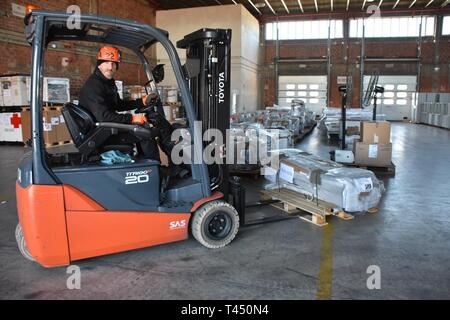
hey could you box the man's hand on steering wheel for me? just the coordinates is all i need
[141,92,159,107]
[131,114,148,125]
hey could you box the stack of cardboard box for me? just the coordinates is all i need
[353,121,392,167]
[21,107,72,145]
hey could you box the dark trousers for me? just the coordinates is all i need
[104,133,160,162]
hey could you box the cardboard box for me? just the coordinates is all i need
[56,111,72,142]
[360,121,391,144]
[353,142,392,167]
[159,145,168,167]
[21,108,31,143]
[21,108,65,144]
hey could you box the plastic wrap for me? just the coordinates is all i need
[264,149,384,212]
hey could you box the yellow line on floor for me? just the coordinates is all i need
[316,223,333,300]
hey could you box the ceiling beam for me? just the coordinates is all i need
[265,0,276,15]
[280,0,290,13]
[247,0,262,14]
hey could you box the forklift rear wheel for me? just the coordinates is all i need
[15,224,35,261]
[192,200,239,249]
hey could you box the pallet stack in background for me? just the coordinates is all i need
[0,74,72,145]
[353,121,392,167]
[416,93,450,129]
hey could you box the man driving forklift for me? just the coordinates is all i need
[79,46,162,161]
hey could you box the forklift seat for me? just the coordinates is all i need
[62,102,133,158]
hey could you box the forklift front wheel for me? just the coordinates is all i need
[191,200,239,249]
[15,224,35,262]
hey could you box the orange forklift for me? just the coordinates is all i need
[15,10,242,267]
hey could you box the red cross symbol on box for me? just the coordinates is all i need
[10,113,21,129]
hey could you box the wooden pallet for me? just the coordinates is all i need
[229,166,261,180]
[165,101,181,107]
[346,161,396,176]
[45,140,72,148]
[293,123,317,144]
[260,188,356,227]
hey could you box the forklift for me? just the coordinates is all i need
[15,10,243,267]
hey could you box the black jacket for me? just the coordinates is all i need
[79,68,144,124]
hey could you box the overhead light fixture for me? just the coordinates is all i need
[378,0,384,8]
[331,0,334,11]
[280,0,290,13]
[247,0,262,14]
[393,0,400,9]
[409,0,417,8]
[26,4,39,14]
[255,2,266,8]
[314,0,319,12]
[297,0,304,13]
[346,0,350,11]
[441,0,450,7]
[362,0,367,10]
[425,0,434,7]
[265,0,276,15]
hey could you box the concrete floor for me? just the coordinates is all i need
[0,122,449,299]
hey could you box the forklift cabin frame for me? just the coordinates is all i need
[16,11,238,268]
[26,10,211,196]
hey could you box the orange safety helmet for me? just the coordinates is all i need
[97,46,121,63]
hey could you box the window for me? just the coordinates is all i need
[385,84,395,90]
[444,16,450,36]
[297,91,307,96]
[309,98,319,104]
[349,16,435,38]
[383,99,395,105]
[286,84,296,90]
[309,91,319,97]
[298,84,307,89]
[266,19,343,40]
[309,84,319,90]
[396,99,407,105]
[384,92,395,98]
[286,91,295,97]
[397,92,408,98]
[397,84,408,90]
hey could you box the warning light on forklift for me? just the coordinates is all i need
[26,4,39,14]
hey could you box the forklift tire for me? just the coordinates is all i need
[15,223,35,262]
[191,200,239,249]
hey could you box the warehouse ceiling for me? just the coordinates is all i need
[154,0,449,17]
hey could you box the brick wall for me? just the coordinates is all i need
[263,32,450,108]
[1,0,156,100]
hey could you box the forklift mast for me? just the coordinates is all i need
[177,29,232,197]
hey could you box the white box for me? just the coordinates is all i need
[0,112,23,142]
[115,80,123,99]
[0,76,30,106]
[43,77,70,103]
[441,115,450,129]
